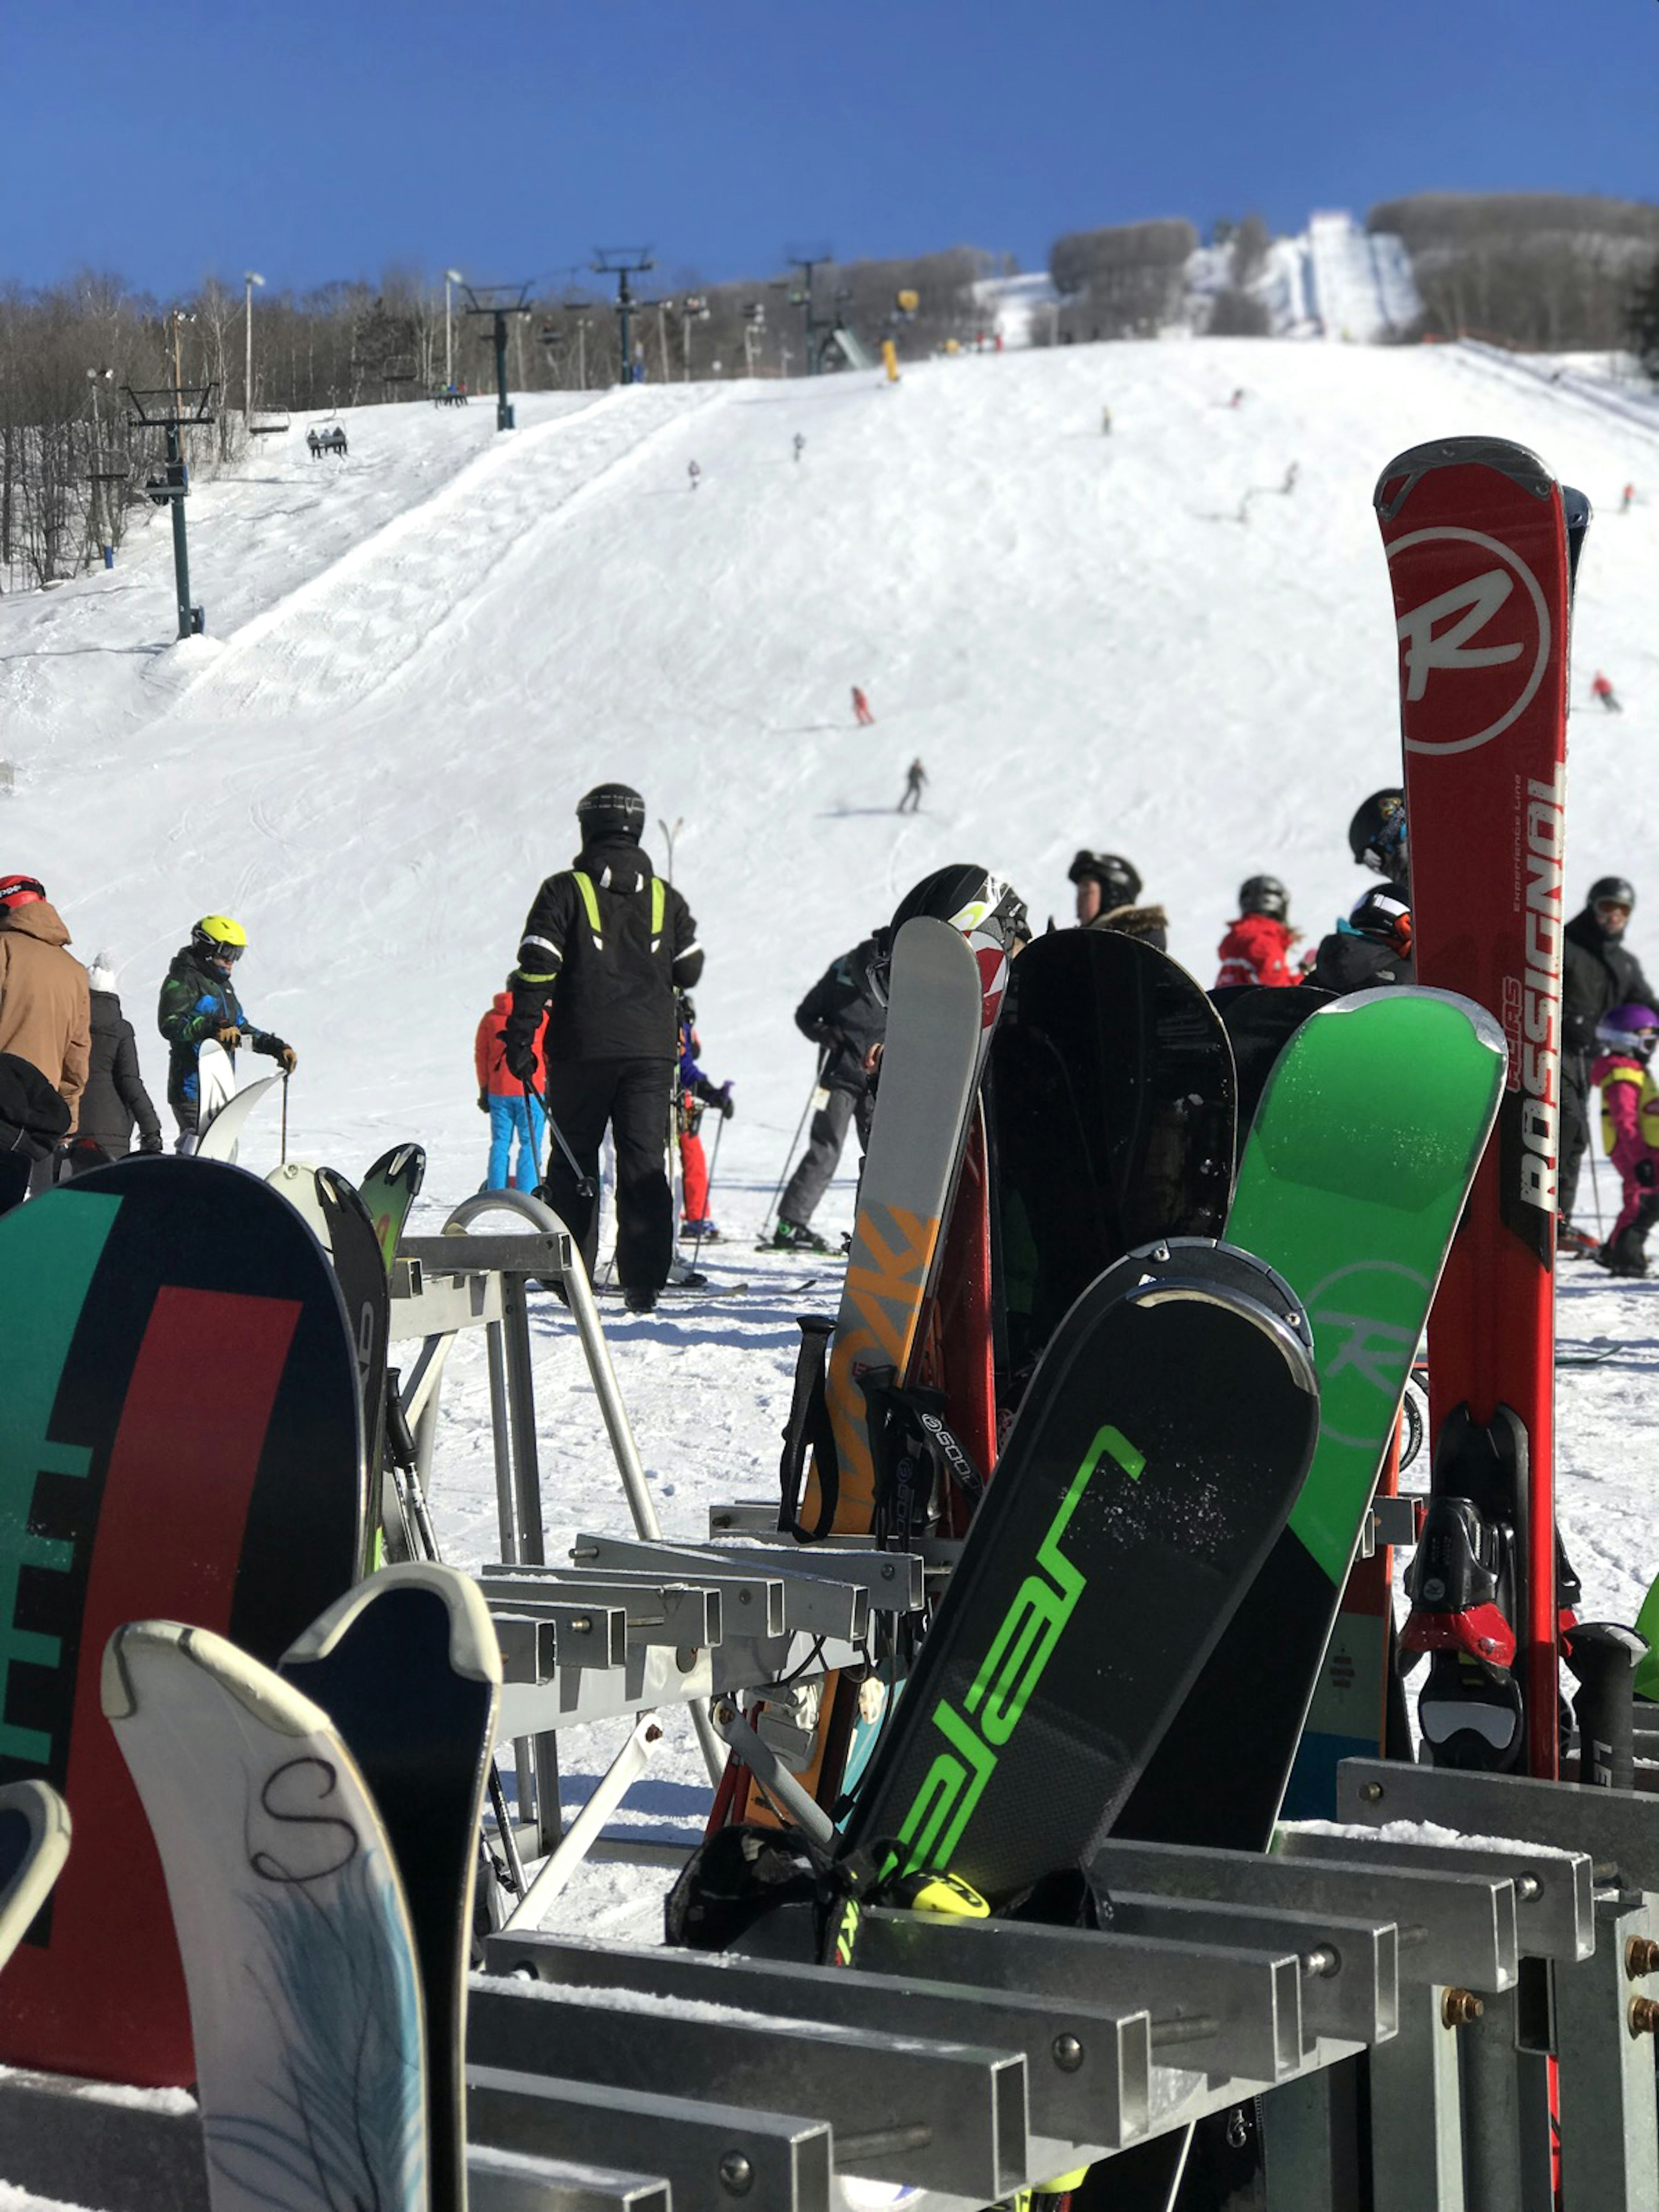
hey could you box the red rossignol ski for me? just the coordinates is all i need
[1375,437,1574,1780]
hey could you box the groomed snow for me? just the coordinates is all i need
[4,337,1658,1951]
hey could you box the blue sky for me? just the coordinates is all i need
[9,0,1656,296]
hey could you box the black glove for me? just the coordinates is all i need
[503,1018,540,1085]
[1637,1160,1656,1189]
[139,1131,164,1155]
[477,1090,489,1115]
[711,1080,734,1120]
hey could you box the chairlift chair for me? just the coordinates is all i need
[306,417,349,459]
[247,408,291,437]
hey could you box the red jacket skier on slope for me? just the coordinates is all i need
[1214,876,1302,988]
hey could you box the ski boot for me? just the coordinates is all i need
[1558,1218,1599,1259]
[770,1218,829,1253]
[1593,1226,1649,1277]
[681,1217,720,1243]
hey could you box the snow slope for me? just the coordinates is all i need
[4,337,1659,1942]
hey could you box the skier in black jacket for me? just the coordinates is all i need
[1560,876,1652,1234]
[1309,886,1414,994]
[75,956,163,1165]
[772,934,887,1250]
[503,784,703,1310]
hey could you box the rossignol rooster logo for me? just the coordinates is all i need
[1388,526,1551,755]
[1304,1259,1428,1452]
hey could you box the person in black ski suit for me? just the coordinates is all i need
[1560,876,1653,1233]
[70,955,163,1171]
[1070,850,1168,951]
[1309,886,1414,993]
[503,784,703,1312]
[773,934,888,1250]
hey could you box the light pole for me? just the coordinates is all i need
[445,270,464,388]
[87,367,114,553]
[242,272,264,429]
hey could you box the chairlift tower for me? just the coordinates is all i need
[461,283,534,430]
[592,250,657,386]
[124,382,216,640]
[787,247,834,375]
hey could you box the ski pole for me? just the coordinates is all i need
[528,1077,596,1200]
[690,1104,727,1274]
[763,1052,826,1240]
[280,1071,289,1166]
[1581,1053,1604,1238]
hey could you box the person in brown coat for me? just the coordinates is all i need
[0,876,91,1179]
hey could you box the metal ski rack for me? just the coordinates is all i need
[453,1751,1654,2210]
[49,1748,1649,2209]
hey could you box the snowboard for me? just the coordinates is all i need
[0,1779,70,1974]
[195,1075,280,1164]
[196,1037,238,1129]
[1214,982,1332,1136]
[839,1238,1319,1905]
[1630,1573,1659,1703]
[0,1154,364,2085]
[804,917,1003,1537]
[269,1163,391,1574]
[362,1143,427,1276]
[1376,436,1573,1777]
[283,1564,500,2212]
[742,915,1006,1824]
[988,930,1235,1404]
[914,1104,998,1526]
[104,1619,428,2212]
[1116,987,1505,1846]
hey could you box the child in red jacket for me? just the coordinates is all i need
[1215,876,1302,989]
[475,983,547,1192]
[1591,1003,1659,1276]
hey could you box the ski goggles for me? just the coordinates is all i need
[1595,899,1632,925]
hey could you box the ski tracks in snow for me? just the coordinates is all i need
[150,387,727,732]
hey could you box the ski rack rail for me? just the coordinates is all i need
[389,1190,733,1839]
[13,1756,1659,2210]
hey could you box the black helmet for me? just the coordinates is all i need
[1239,874,1289,921]
[1588,875,1635,915]
[576,782,646,843]
[1349,789,1407,874]
[892,864,1029,948]
[874,865,1029,1005]
[1348,886,1412,958]
[1067,850,1142,908]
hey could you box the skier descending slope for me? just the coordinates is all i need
[502,784,702,1313]
[156,915,296,1155]
[1375,437,1575,1777]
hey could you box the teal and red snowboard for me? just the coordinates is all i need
[0,1155,365,2084]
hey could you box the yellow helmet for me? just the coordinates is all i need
[191,913,247,963]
